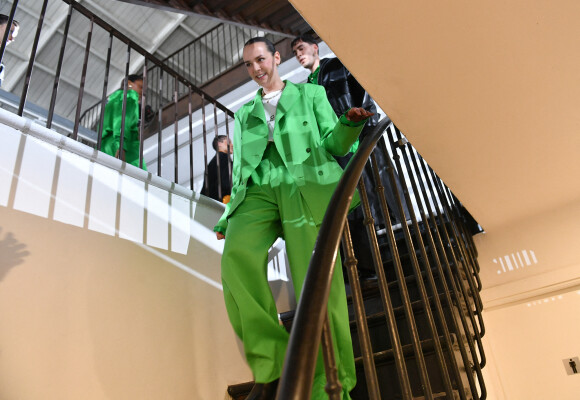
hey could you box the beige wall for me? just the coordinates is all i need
[0,115,256,400]
[476,200,580,296]
[481,287,580,400]
[0,207,249,400]
[474,202,580,399]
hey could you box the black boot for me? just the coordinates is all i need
[246,379,279,400]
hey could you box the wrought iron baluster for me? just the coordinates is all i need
[157,70,163,176]
[18,0,49,117]
[118,44,131,161]
[139,63,148,170]
[47,4,72,129]
[173,76,179,183]
[395,135,467,399]
[320,316,342,400]
[366,147,415,400]
[188,87,194,190]
[201,93,208,194]
[383,130,434,400]
[213,101,221,200]
[96,32,114,150]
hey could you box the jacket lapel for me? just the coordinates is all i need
[243,89,268,145]
[274,81,299,132]
[248,89,267,124]
[238,90,268,181]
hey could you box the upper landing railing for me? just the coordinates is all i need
[0,0,241,192]
[79,23,283,132]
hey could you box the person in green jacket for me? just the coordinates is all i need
[100,74,146,170]
[215,37,373,400]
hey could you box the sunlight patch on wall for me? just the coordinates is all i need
[146,185,169,249]
[135,242,223,290]
[53,150,91,228]
[527,294,564,307]
[170,193,191,254]
[88,163,119,236]
[190,218,224,254]
[119,174,146,242]
[0,126,217,256]
[493,250,537,275]
[13,136,56,218]
[0,127,20,207]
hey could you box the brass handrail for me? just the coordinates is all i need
[277,117,393,399]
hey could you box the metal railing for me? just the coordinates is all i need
[279,119,486,400]
[0,0,236,191]
[148,23,281,110]
[79,23,282,132]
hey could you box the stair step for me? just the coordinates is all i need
[351,336,470,400]
[353,331,458,363]
[345,269,472,317]
[350,297,460,358]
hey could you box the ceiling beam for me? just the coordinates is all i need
[114,0,295,38]
[4,1,72,92]
[31,61,103,100]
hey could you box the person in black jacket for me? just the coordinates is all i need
[292,35,379,167]
[202,135,232,203]
[292,34,409,275]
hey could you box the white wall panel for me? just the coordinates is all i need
[0,127,21,207]
[13,136,56,218]
[146,184,169,250]
[54,150,91,228]
[88,163,119,236]
[170,192,192,254]
[119,174,146,243]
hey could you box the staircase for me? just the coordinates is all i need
[2,1,486,399]
[346,220,482,400]
[228,121,486,399]
[269,221,482,399]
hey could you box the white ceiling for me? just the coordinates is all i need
[290,0,580,233]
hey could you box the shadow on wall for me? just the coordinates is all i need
[0,226,29,281]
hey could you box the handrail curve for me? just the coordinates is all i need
[277,117,392,399]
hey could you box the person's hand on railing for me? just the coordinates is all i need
[346,107,374,122]
[216,232,225,240]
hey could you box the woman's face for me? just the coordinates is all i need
[243,42,281,91]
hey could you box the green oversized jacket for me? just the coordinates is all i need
[100,88,146,170]
[214,80,365,235]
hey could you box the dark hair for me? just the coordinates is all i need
[0,14,19,27]
[290,34,318,50]
[127,74,143,83]
[244,37,276,55]
[120,74,142,89]
[212,135,228,151]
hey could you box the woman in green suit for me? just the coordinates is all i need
[215,37,372,400]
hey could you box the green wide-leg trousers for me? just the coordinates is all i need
[221,144,356,399]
